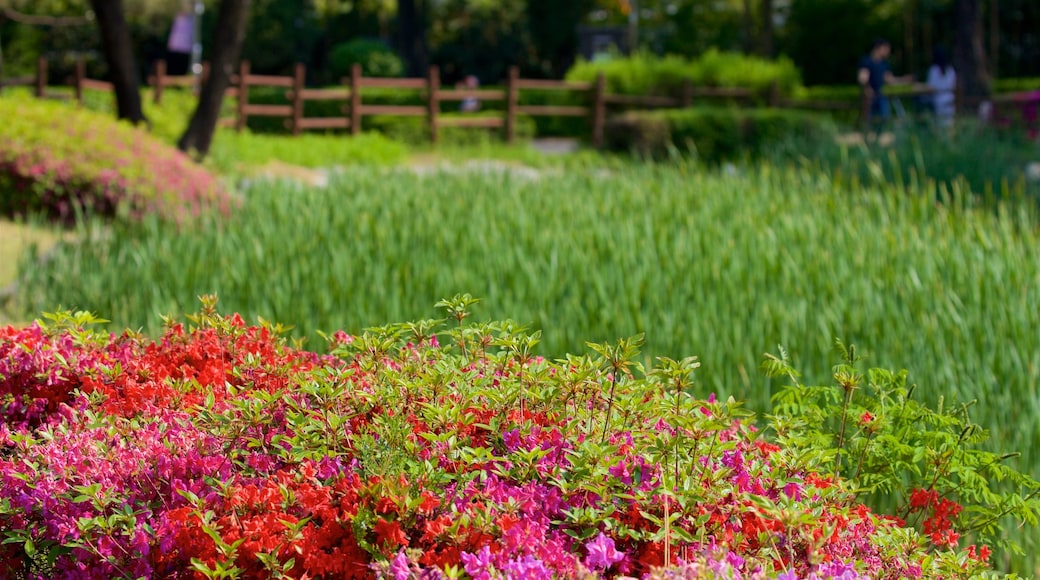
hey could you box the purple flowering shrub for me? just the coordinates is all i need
[0,94,230,222]
[0,298,1019,579]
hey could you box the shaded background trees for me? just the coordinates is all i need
[2,0,1036,101]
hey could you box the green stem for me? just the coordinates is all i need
[834,384,854,478]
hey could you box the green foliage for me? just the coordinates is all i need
[766,342,1040,556]
[604,107,836,163]
[239,0,321,74]
[767,126,1040,202]
[566,49,803,99]
[428,0,529,84]
[993,77,1040,94]
[328,39,404,80]
[780,0,895,86]
[205,131,407,173]
[0,93,228,222]
[366,111,536,146]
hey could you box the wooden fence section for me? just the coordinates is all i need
[0,57,59,99]
[11,55,1035,144]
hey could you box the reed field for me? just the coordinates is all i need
[17,162,1040,426]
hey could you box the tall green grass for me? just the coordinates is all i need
[20,162,1040,411]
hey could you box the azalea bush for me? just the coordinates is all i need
[0,94,230,222]
[2,296,1037,578]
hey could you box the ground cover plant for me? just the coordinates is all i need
[14,161,1040,572]
[1,300,1034,578]
[0,94,229,223]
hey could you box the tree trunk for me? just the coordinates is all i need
[954,0,991,102]
[397,0,427,77]
[741,0,755,54]
[88,0,146,124]
[178,0,251,158]
[760,0,773,57]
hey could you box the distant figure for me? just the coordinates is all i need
[166,2,195,76]
[457,75,480,112]
[927,47,957,130]
[858,38,912,135]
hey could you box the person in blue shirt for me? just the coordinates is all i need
[858,38,912,138]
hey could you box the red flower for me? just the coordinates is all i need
[858,411,874,427]
[968,544,991,561]
[374,518,408,548]
[417,491,439,515]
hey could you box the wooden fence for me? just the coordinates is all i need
[5,56,1037,143]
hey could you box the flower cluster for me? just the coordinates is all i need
[0,94,230,223]
[0,308,998,578]
[907,488,965,549]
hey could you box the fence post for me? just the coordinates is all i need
[768,80,780,108]
[592,72,606,149]
[506,66,519,144]
[680,79,692,108]
[350,64,362,136]
[236,60,250,133]
[290,63,305,136]
[428,65,440,145]
[74,57,85,104]
[154,59,166,104]
[35,56,48,98]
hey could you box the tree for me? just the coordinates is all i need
[953,0,990,102]
[178,0,252,157]
[88,0,146,124]
[396,0,427,76]
[760,0,773,57]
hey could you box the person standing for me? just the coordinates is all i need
[927,47,957,131]
[858,38,912,137]
[166,2,195,76]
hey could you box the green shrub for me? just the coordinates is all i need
[604,107,835,162]
[366,111,536,146]
[993,77,1040,94]
[328,38,404,80]
[0,94,229,222]
[566,49,803,99]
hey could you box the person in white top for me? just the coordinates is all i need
[927,47,957,130]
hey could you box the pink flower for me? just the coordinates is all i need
[390,550,410,580]
[584,532,624,570]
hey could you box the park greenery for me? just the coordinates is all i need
[4,0,1040,566]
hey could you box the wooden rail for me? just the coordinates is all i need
[12,55,1034,146]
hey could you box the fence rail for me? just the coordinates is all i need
[5,56,1036,144]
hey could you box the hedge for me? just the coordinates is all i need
[566,49,803,100]
[603,107,836,162]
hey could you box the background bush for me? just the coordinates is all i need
[566,49,803,100]
[604,107,835,162]
[328,38,404,80]
[0,94,228,222]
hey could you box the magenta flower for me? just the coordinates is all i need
[584,532,624,570]
[389,550,410,580]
